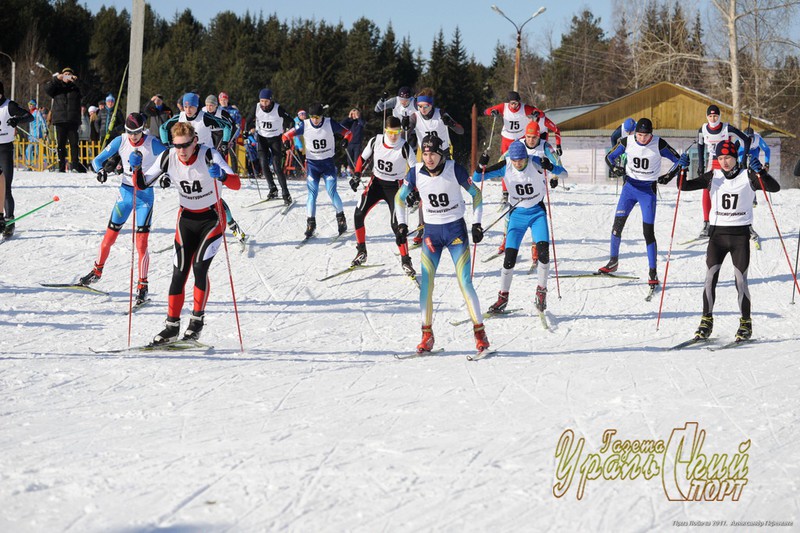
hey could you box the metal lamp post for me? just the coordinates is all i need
[491,5,546,92]
[0,51,16,100]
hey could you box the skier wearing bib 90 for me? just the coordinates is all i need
[678,140,779,342]
[599,118,683,287]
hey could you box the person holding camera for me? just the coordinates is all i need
[44,67,85,173]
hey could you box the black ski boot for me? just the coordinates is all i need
[183,312,205,341]
[351,243,367,267]
[336,212,347,235]
[699,221,710,238]
[153,318,181,345]
[401,255,416,277]
[598,256,619,274]
[648,267,659,287]
[488,291,509,313]
[266,188,279,200]
[283,194,293,206]
[735,317,752,341]
[694,315,713,340]
[229,221,246,243]
[135,280,149,305]
[80,264,103,285]
[304,217,316,238]
[3,223,15,239]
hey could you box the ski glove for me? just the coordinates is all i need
[398,223,409,239]
[612,165,626,177]
[490,109,500,117]
[349,176,361,192]
[749,158,763,174]
[677,153,690,168]
[128,150,143,170]
[405,189,420,208]
[282,138,291,150]
[208,163,225,180]
[96,169,108,184]
[657,174,673,185]
[159,175,171,188]
[7,117,18,128]
[217,142,228,156]
[540,157,554,171]
[550,177,559,189]
[401,115,410,131]
[556,145,563,157]
[341,138,350,150]
[478,152,489,168]
[471,223,484,243]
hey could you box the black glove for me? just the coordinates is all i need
[217,141,228,156]
[341,137,350,150]
[406,189,420,208]
[556,145,563,157]
[349,176,360,192]
[549,177,559,189]
[613,165,626,177]
[398,223,409,239]
[471,223,484,243]
[657,175,673,185]
[7,117,19,128]
[159,175,171,188]
[541,158,554,171]
[442,114,456,128]
[765,163,770,172]
[96,169,108,184]
[401,115,410,131]
[478,152,489,168]
[382,90,389,101]
[490,109,500,117]
[282,138,291,150]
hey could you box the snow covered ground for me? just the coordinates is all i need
[1,170,799,532]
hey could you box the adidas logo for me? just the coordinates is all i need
[451,237,463,245]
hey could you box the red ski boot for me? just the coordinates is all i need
[473,323,490,352]
[417,325,434,353]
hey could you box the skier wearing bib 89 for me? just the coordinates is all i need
[474,140,561,313]
[678,140,779,342]
[600,118,683,286]
[282,103,353,238]
[395,132,489,355]
[135,121,241,345]
[81,112,167,304]
[349,116,418,275]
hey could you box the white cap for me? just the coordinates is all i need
[88,106,98,113]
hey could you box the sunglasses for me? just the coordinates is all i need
[385,128,401,135]
[173,140,194,149]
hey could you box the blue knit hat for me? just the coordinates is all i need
[182,92,199,107]
[507,141,528,161]
[259,88,273,100]
[106,93,115,103]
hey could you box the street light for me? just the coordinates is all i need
[0,51,16,101]
[491,5,546,92]
[35,62,54,75]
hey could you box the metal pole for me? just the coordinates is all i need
[127,0,145,115]
[513,31,521,92]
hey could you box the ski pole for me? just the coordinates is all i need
[482,198,523,234]
[210,164,245,352]
[792,226,800,305]
[248,154,262,198]
[754,172,800,299]
[5,196,60,225]
[101,63,129,150]
[126,176,138,346]
[656,167,686,331]
[543,169,561,299]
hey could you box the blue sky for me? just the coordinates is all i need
[82,0,616,65]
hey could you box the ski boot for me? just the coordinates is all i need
[473,323,490,352]
[3,223,15,239]
[80,263,103,285]
[597,257,619,274]
[153,317,181,345]
[749,226,760,242]
[735,317,752,341]
[694,315,713,340]
[531,244,539,269]
[183,312,205,341]
[534,286,547,312]
[699,221,710,238]
[401,255,416,277]
[304,217,316,238]
[336,211,347,235]
[417,325,434,353]
[283,194,293,206]
[266,188,279,200]
[229,221,247,243]
[351,243,367,267]
[648,267,660,287]
[488,291,509,314]
[135,280,149,305]
[501,190,509,207]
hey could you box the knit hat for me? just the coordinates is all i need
[507,91,521,102]
[106,93,115,103]
[525,121,540,137]
[205,94,218,106]
[308,103,324,117]
[507,141,528,160]
[61,67,74,75]
[182,92,199,108]
[259,88,273,100]
[88,105,98,113]
[715,140,737,158]
[706,105,720,115]
[420,132,445,156]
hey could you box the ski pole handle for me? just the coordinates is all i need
[6,196,59,225]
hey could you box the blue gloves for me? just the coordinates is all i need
[677,153,690,168]
[208,163,224,180]
[749,158,763,173]
[129,150,143,169]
